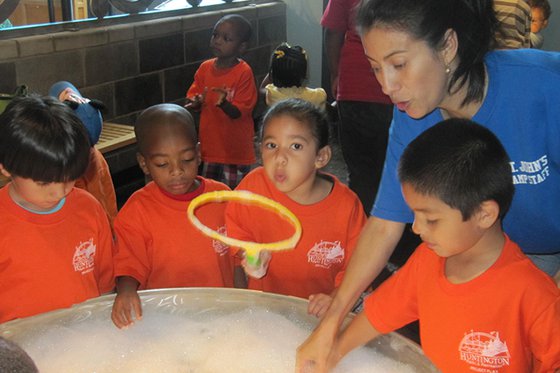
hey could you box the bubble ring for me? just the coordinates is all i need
[187,190,302,258]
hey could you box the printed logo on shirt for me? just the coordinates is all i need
[212,225,229,256]
[510,155,549,185]
[458,330,510,372]
[72,238,96,275]
[307,241,344,269]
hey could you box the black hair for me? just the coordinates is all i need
[0,95,90,182]
[529,0,552,20]
[398,118,514,221]
[269,43,308,88]
[356,0,497,107]
[0,337,38,373]
[135,103,197,155]
[217,14,252,43]
[260,98,329,150]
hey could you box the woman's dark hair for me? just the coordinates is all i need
[356,0,498,107]
[269,43,308,88]
[0,95,90,182]
[398,118,514,221]
[260,98,329,150]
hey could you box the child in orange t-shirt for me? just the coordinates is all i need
[185,14,257,189]
[111,104,232,329]
[225,98,366,317]
[326,119,560,373]
[0,96,114,324]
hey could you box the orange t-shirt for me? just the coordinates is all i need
[365,236,560,372]
[0,186,114,323]
[225,167,367,299]
[113,177,233,289]
[187,58,257,165]
[74,147,118,225]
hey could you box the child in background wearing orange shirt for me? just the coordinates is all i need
[111,104,232,329]
[0,96,114,323]
[49,81,118,224]
[324,119,560,373]
[226,98,366,317]
[185,14,257,189]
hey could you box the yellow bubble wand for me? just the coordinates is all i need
[187,190,302,265]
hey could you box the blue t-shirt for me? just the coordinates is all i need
[373,49,560,254]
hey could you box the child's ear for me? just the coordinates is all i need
[239,41,249,55]
[315,145,332,169]
[136,153,150,176]
[0,164,11,178]
[476,200,500,229]
[196,142,202,166]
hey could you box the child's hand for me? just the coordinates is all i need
[307,293,333,318]
[241,250,271,279]
[111,288,143,329]
[212,86,228,106]
[185,88,207,110]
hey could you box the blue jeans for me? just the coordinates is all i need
[526,252,560,277]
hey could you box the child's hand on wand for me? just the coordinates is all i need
[212,86,229,106]
[241,250,271,279]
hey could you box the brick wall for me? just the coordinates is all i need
[0,1,286,203]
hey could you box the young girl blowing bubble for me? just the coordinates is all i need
[225,98,366,317]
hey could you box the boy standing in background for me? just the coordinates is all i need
[186,14,257,189]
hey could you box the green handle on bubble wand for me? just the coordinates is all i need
[245,249,260,267]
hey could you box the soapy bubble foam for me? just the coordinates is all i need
[18,308,416,372]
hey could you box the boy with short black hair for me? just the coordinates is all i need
[185,14,257,189]
[326,119,560,372]
[0,96,114,323]
[111,104,232,329]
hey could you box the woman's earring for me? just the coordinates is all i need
[445,65,451,74]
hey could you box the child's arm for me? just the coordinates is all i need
[330,313,382,368]
[554,269,560,288]
[213,87,241,119]
[296,312,381,373]
[185,88,207,111]
[111,276,142,329]
[259,73,272,96]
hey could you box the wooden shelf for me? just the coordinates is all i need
[95,122,136,154]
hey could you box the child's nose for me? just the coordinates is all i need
[169,162,184,176]
[274,149,288,165]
